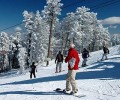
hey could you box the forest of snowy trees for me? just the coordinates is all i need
[0,0,118,73]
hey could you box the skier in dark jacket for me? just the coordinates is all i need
[82,48,89,67]
[55,51,63,73]
[30,62,36,78]
[101,45,109,60]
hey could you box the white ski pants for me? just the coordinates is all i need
[66,70,78,92]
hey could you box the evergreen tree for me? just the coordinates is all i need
[42,0,63,65]
[23,11,35,66]
[0,32,10,72]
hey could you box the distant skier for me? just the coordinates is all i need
[55,51,64,73]
[81,48,89,67]
[101,45,109,61]
[30,62,37,79]
[64,43,80,94]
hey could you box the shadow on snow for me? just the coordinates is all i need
[77,56,120,80]
[1,56,120,86]
[0,90,63,95]
[0,90,86,98]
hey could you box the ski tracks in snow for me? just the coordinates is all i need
[78,79,119,100]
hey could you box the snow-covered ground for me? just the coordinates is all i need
[0,45,120,100]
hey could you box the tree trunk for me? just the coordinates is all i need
[61,36,64,54]
[27,32,32,67]
[63,32,69,55]
[46,14,54,66]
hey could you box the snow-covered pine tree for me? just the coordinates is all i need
[42,0,63,65]
[59,12,77,54]
[23,10,50,65]
[53,22,64,55]
[95,24,111,49]
[0,32,10,72]
[13,28,27,73]
[32,10,49,63]
[111,34,120,46]
[59,6,97,52]
[10,36,20,69]
[74,6,97,51]
[17,47,27,74]
[8,35,15,70]
[23,10,35,66]
[15,27,22,44]
[60,6,111,52]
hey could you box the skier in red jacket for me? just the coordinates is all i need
[64,43,80,94]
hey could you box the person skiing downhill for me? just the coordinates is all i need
[64,43,80,94]
[101,45,109,61]
[55,51,63,73]
[81,48,89,67]
[30,62,37,79]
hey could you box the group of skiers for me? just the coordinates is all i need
[54,43,109,94]
[55,45,109,70]
[81,45,109,66]
[29,43,109,94]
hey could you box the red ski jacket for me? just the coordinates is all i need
[65,48,80,70]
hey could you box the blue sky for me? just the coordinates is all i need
[0,0,120,34]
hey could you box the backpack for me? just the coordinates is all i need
[57,54,63,62]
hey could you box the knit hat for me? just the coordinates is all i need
[70,43,75,48]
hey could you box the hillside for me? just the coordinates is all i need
[0,45,120,100]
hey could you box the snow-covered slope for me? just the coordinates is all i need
[0,45,120,100]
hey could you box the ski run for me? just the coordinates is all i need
[0,45,120,100]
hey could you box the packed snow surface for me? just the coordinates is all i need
[0,45,120,100]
